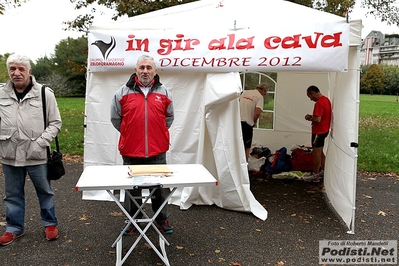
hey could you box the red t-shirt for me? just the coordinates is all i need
[312,96,331,134]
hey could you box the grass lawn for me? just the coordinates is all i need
[57,94,399,173]
[56,97,85,157]
[358,94,399,173]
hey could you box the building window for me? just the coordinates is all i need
[240,72,276,130]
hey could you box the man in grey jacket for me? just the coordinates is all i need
[0,54,62,245]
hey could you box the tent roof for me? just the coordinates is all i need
[91,0,362,45]
[93,0,343,30]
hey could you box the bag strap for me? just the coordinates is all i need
[41,86,60,155]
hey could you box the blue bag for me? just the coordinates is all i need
[263,147,292,174]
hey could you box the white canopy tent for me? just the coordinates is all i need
[83,0,362,232]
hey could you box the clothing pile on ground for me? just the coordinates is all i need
[248,144,321,182]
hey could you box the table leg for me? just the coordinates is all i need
[107,187,176,266]
[159,235,169,264]
[116,237,122,266]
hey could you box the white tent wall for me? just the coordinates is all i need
[84,72,130,166]
[253,72,332,152]
[324,46,360,232]
[161,71,266,217]
[83,70,268,220]
[83,0,362,231]
[253,46,360,231]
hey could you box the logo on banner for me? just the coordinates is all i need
[91,36,116,60]
[90,36,125,68]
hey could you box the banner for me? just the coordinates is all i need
[88,23,350,73]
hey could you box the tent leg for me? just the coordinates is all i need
[346,206,356,234]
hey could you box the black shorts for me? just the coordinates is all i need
[241,122,253,149]
[311,132,329,148]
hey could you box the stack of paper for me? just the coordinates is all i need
[127,165,173,177]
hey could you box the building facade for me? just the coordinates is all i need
[360,30,399,66]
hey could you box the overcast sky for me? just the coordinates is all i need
[0,0,398,62]
[0,0,112,62]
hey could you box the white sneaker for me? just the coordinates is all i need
[302,172,320,182]
[319,170,324,178]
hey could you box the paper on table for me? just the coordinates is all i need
[131,175,162,186]
[128,165,173,177]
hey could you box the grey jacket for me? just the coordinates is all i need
[0,76,62,166]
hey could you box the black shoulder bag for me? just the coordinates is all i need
[42,86,65,180]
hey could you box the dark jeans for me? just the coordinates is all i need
[122,153,170,222]
[2,164,57,234]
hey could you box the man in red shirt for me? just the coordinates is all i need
[303,85,331,182]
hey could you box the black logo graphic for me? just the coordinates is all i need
[91,36,116,60]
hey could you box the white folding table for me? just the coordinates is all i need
[75,164,218,266]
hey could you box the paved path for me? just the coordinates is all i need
[0,164,398,265]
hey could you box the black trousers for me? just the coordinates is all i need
[122,153,170,222]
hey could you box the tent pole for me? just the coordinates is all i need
[347,63,361,234]
[347,142,359,235]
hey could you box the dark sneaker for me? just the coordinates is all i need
[156,220,174,234]
[121,221,136,236]
[0,232,24,246]
[45,226,59,241]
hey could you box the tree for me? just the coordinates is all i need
[2,1,398,32]
[380,64,399,95]
[52,36,88,96]
[321,0,355,14]
[360,64,371,80]
[33,56,55,83]
[0,0,27,15]
[287,0,356,16]
[360,64,387,95]
[0,53,11,82]
[65,0,198,33]
[360,0,399,28]
[65,0,384,32]
[42,72,70,97]
[287,0,399,26]
[34,56,71,97]
[2,38,88,96]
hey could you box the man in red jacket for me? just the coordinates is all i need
[303,85,331,182]
[110,54,174,234]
